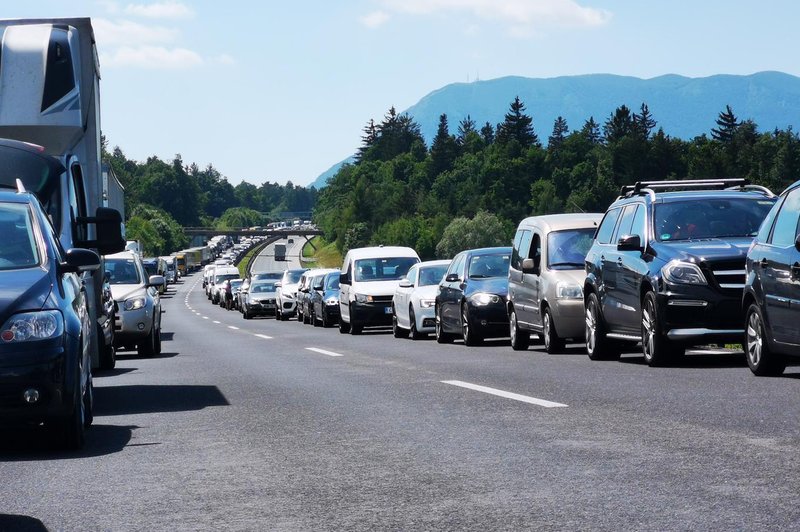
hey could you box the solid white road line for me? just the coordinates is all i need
[254,334,273,340]
[305,347,344,358]
[441,380,568,408]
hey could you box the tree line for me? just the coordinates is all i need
[103,144,318,256]
[315,99,800,259]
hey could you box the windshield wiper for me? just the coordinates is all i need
[549,262,584,268]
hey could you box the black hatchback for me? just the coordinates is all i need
[435,247,512,345]
[743,179,800,375]
[0,188,100,449]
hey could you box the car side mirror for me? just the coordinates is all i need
[795,233,800,252]
[78,207,125,255]
[339,273,351,285]
[313,284,323,291]
[61,248,101,273]
[445,273,460,283]
[521,258,539,275]
[274,282,282,288]
[617,234,643,252]
[398,279,413,288]
[147,274,166,288]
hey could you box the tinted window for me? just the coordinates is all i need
[215,273,239,284]
[769,188,800,247]
[419,265,449,286]
[254,272,283,280]
[405,265,418,286]
[615,204,638,242]
[325,274,340,290]
[630,204,646,242]
[447,254,465,280]
[468,254,511,279]
[655,198,775,241]
[286,270,305,284]
[107,258,142,284]
[547,228,595,269]
[596,208,622,244]
[512,229,532,270]
[354,257,418,282]
[757,196,784,242]
[250,282,277,293]
[531,233,542,271]
[0,203,40,270]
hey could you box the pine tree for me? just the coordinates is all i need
[580,117,602,144]
[633,103,656,139]
[711,105,739,142]
[496,96,539,148]
[603,105,634,143]
[480,121,495,144]
[356,119,378,161]
[548,116,569,149]
[429,114,459,177]
[457,115,477,145]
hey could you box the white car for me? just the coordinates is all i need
[210,266,240,304]
[275,268,308,320]
[392,260,451,339]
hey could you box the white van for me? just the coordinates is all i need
[210,265,240,304]
[338,246,420,334]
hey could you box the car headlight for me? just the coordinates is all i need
[470,292,501,305]
[354,293,374,303]
[556,282,583,299]
[325,297,339,306]
[0,310,63,343]
[662,260,707,285]
[124,297,147,311]
[419,299,435,308]
[284,291,295,300]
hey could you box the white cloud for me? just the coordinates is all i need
[379,0,611,34]
[360,11,391,29]
[94,18,178,46]
[124,1,195,19]
[100,46,203,69]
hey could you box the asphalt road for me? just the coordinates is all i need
[2,263,800,530]
[249,236,306,273]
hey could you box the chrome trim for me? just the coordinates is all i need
[607,332,641,341]
[713,269,746,276]
[667,300,708,307]
[719,283,745,289]
[667,328,743,339]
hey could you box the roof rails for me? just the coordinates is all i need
[618,178,760,198]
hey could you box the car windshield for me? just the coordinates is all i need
[548,229,595,269]
[286,270,305,284]
[418,265,449,286]
[107,258,142,284]
[468,254,510,279]
[142,261,158,276]
[325,275,340,290]
[230,280,243,290]
[250,282,276,293]
[0,202,40,270]
[254,272,283,280]
[215,273,239,284]
[354,257,418,282]
[655,198,776,241]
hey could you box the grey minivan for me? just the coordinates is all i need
[508,213,601,352]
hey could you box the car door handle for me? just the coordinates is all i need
[617,257,623,264]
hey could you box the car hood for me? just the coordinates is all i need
[352,280,404,296]
[281,283,299,294]
[110,284,147,301]
[0,267,52,325]
[652,238,753,263]
[464,277,509,297]
[413,285,439,300]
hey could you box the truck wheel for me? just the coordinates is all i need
[543,308,565,354]
[509,308,530,351]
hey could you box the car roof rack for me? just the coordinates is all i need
[618,178,752,198]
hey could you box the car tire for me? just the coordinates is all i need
[745,303,786,376]
[585,293,620,360]
[154,326,162,356]
[642,291,682,366]
[339,315,351,334]
[137,324,157,358]
[243,309,251,319]
[99,330,116,370]
[462,303,482,346]
[321,311,329,328]
[349,305,363,335]
[409,306,423,340]
[392,308,409,339]
[435,305,453,344]
[543,308,565,354]
[83,374,94,428]
[509,308,530,351]
[313,310,322,327]
[58,362,86,450]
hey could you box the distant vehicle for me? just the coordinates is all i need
[211,266,240,304]
[508,213,602,352]
[243,280,279,319]
[276,268,308,320]
[392,260,451,339]
[0,189,101,449]
[338,246,420,335]
[126,240,143,255]
[743,178,800,375]
[105,251,164,358]
[274,243,286,262]
[312,270,342,328]
[435,247,512,345]
[303,269,337,325]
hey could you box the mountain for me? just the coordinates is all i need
[311,71,800,188]
[309,155,355,189]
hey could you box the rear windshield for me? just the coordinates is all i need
[106,258,142,284]
[548,229,595,269]
[418,265,449,286]
[0,202,40,270]
[468,254,510,279]
[215,273,239,284]
[655,198,776,241]
[354,257,418,282]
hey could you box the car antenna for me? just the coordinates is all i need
[15,179,26,193]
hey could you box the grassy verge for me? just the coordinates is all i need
[237,245,263,278]
[302,237,342,268]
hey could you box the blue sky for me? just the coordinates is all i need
[8,1,800,186]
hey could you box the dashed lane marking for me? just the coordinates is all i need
[213,320,221,324]
[441,380,568,408]
[305,347,344,358]
[254,334,273,340]
[228,326,239,330]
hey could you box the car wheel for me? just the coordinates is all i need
[393,308,409,338]
[137,324,157,358]
[339,315,351,334]
[745,303,786,376]
[313,310,322,327]
[58,362,86,450]
[409,306,423,340]
[349,305,363,335]
[154,326,162,356]
[83,374,94,428]
[543,308,565,354]
[509,308,530,351]
[585,293,619,360]
[435,305,453,344]
[99,330,116,370]
[462,303,482,346]
[321,310,329,328]
[243,309,251,319]
[641,291,683,366]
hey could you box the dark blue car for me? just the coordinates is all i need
[0,188,100,449]
[435,247,512,345]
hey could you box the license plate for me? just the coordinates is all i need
[384,306,392,314]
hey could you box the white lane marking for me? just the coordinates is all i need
[213,320,221,324]
[254,334,273,340]
[305,347,344,358]
[202,316,209,320]
[228,326,240,330]
[441,380,568,408]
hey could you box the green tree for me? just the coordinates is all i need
[548,116,569,150]
[429,113,459,177]
[496,96,539,148]
[633,103,657,140]
[711,105,739,142]
[435,210,510,259]
[603,105,634,143]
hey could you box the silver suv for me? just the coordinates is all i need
[508,213,601,352]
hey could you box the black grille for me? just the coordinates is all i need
[371,295,394,303]
[704,259,746,293]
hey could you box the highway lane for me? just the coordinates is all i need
[2,271,800,530]
[249,236,307,273]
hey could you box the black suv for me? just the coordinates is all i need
[584,179,776,366]
[0,187,100,448]
[743,179,800,376]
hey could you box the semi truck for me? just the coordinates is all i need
[0,18,125,369]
